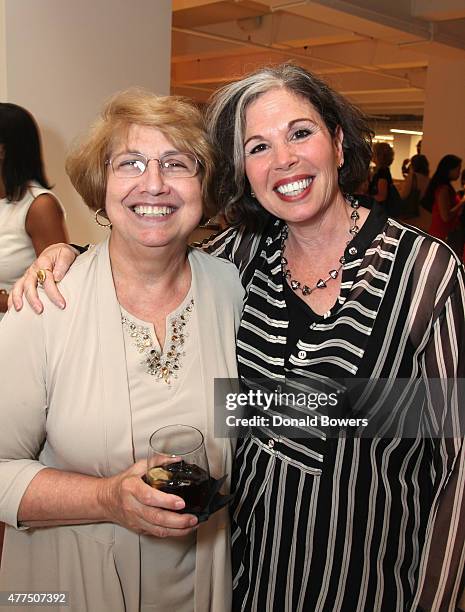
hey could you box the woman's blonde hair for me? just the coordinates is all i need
[66,88,215,215]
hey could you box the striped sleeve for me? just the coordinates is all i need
[414,264,465,611]
[195,224,266,281]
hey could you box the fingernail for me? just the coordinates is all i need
[58,301,65,309]
[190,517,198,526]
[175,500,185,510]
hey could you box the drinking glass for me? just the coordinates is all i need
[147,424,210,513]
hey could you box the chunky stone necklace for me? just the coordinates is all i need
[121,298,194,385]
[281,198,360,296]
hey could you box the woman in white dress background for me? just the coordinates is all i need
[0,103,68,318]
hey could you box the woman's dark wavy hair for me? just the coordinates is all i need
[421,154,461,212]
[0,103,51,201]
[372,141,394,167]
[206,63,373,230]
[410,154,429,176]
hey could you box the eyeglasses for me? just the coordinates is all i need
[107,152,200,179]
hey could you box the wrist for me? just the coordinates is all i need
[96,476,114,522]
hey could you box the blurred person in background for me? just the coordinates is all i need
[457,168,465,199]
[401,158,410,178]
[0,103,68,319]
[399,153,430,224]
[369,141,400,216]
[456,169,465,261]
[424,155,464,250]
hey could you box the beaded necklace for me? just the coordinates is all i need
[281,198,360,296]
[121,298,194,385]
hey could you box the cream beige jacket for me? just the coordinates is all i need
[0,240,244,612]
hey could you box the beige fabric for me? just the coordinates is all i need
[0,239,244,612]
[121,290,199,611]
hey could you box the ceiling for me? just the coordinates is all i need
[171,0,465,130]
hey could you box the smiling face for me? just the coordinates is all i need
[243,88,344,226]
[105,124,203,252]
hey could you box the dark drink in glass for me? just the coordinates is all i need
[147,425,210,514]
[147,461,210,513]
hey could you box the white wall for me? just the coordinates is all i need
[2,0,172,244]
[0,0,6,100]
[391,133,411,180]
[408,136,420,160]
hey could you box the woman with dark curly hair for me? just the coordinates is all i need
[12,64,465,612]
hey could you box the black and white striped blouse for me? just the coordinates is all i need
[202,203,465,612]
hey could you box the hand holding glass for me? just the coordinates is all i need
[147,425,210,514]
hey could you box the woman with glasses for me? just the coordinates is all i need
[0,103,68,319]
[0,89,243,611]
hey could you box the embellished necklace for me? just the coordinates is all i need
[121,298,194,385]
[281,197,360,296]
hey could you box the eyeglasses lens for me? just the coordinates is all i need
[111,153,197,178]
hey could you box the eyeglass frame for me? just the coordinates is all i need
[105,151,201,179]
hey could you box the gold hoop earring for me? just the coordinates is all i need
[250,191,256,198]
[95,208,112,228]
[338,160,344,169]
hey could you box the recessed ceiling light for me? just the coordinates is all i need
[390,129,423,135]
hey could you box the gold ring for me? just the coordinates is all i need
[37,269,48,285]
